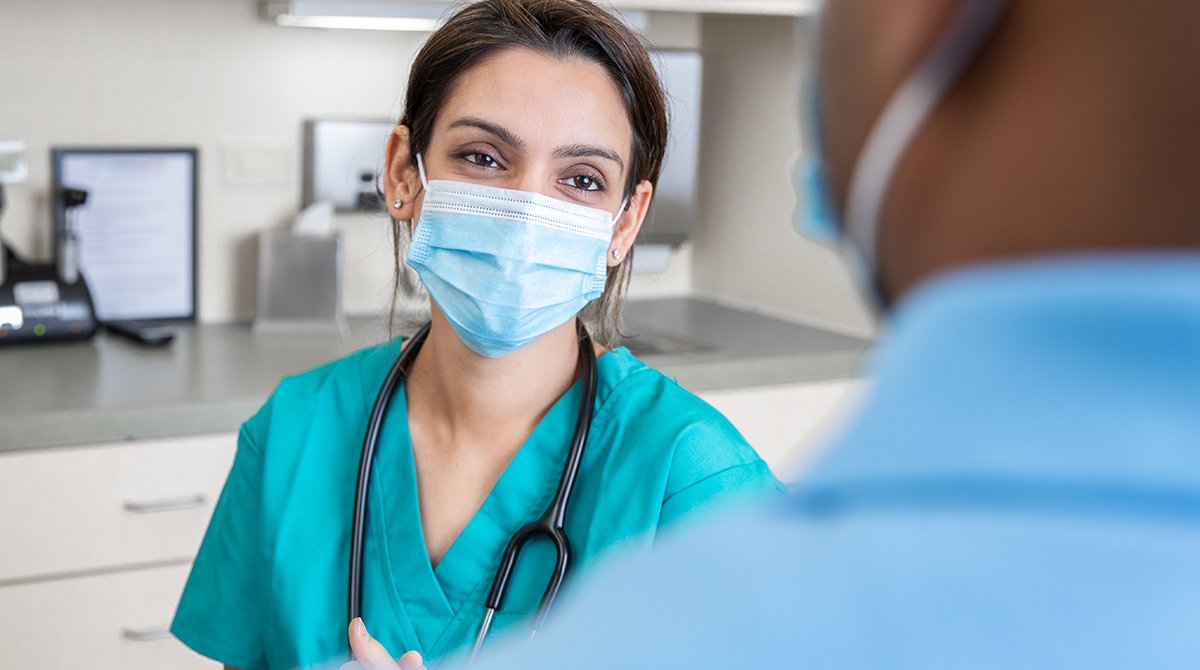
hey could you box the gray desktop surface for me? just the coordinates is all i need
[0,297,871,453]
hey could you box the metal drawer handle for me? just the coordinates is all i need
[121,627,173,642]
[123,493,206,514]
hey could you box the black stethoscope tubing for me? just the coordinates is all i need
[349,320,598,659]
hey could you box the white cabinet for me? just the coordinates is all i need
[0,379,862,668]
[0,433,236,670]
[701,379,867,483]
[0,563,214,670]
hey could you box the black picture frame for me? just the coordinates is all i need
[50,146,199,323]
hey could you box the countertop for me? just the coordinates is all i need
[0,296,871,453]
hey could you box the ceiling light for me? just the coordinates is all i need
[262,1,453,32]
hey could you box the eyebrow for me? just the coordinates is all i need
[554,143,625,172]
[446,116,625,173]
[446,117,526,150]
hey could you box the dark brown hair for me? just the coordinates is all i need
[390,0,669,347]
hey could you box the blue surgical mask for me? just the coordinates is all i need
[406,154,625,358]
[798,0,1008,304]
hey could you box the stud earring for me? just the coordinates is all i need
[393,197,403,210]
[611,248,623,261]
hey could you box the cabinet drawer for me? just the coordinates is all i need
[701,379,867,481]
[0,433,236,583]
[0,562,218,670]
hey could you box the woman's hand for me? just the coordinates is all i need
[339,618,426,670]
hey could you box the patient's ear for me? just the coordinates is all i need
[820,0,963,203]
[383,125,420,221]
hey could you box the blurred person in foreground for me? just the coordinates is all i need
[345,0,1200,667]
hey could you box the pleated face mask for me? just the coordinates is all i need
[406,154,625,358]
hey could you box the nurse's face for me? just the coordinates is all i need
[387,47,651,258]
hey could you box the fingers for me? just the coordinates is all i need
[398,650,426,670]
[348,618,399,670]
[345,618,424,670]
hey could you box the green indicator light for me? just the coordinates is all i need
[34,324,47,337]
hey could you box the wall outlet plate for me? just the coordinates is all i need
[0,140,30,185]
[221,139,293,188]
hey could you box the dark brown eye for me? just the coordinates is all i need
[465,152,499,168]
[564,174,602,192]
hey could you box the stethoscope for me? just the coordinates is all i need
[349,320,598,661]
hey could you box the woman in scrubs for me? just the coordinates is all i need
[172,1,783,668]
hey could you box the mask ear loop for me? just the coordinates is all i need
[415,153,431,191]
[842,0,1009,281]
[609,198,629,227]
[606,196,631,266]
[401,153,432,238]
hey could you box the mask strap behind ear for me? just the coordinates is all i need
[843,0,1008,273]
[610,198,628,227]
[416,153,430,190]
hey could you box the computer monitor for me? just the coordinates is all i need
[52,147,198,322]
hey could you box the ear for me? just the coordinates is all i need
[383,125,422,221]
[607,180,654,268]
[820,0,962,207]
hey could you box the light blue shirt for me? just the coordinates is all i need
[469,254,1200,669]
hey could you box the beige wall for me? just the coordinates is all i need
[1,0,423,320]
[0,2,872,333]
[691,14,874,336]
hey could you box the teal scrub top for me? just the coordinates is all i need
[171,340,784,669]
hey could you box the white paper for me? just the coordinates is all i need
[293,200,335,237]
[631,244,674,274]
[60,152,195,321]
